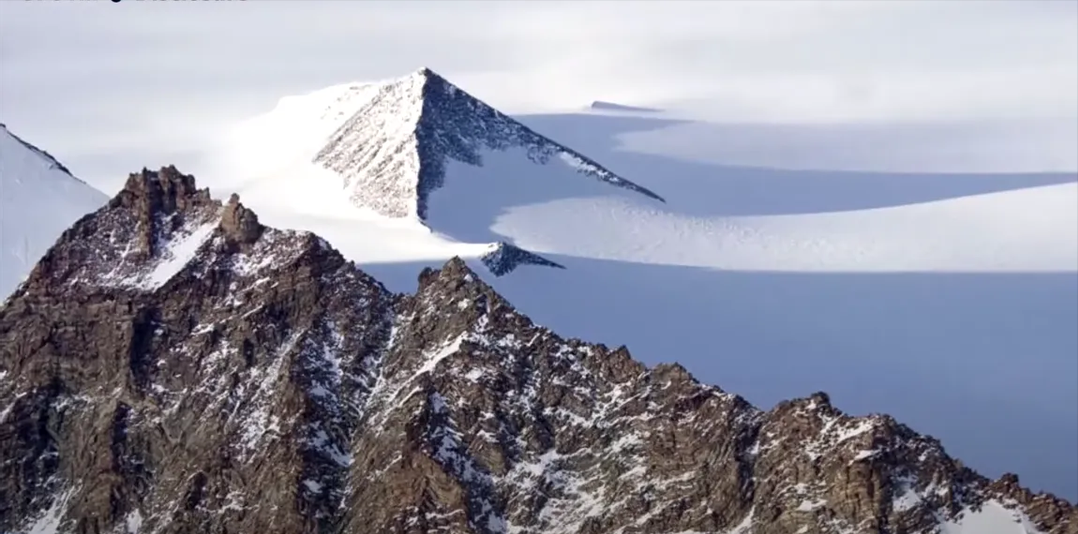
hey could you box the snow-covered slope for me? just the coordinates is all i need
[0,124,108,298]
[207,72,1078,500]
[214,68,1076,276]
[493,180,1078,272]
[212,68,662,271]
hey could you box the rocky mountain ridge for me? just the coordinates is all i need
[0,166,1074,534]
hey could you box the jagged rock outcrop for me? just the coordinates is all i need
[1,168,1075,534]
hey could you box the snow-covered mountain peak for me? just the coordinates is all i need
[215,69,666,278]
[0,124,108,299]
[235,69,664,226]
[1,123,77,180]
[312,68,664,223]
[409,65,442,81]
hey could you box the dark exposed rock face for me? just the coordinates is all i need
[1,168,1075,534]
[480,242,564,277]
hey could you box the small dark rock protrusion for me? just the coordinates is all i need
[999,473,1021,487]
[220,193,264,245]
[480,242,564,277]
[417,257,476,295]
[650,362,697,390]
[417,266,438,289]
[808,391,832,408]
[442,256,471,277]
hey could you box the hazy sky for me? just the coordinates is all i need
[0,0,1076,191]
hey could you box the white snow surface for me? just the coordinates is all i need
[22,487,76,534]
[938,500,1049,534]
[95,213,221,292]
[614,118,1078,175]
[210,70,1077,274]
[0,124,108,299]
[492,181,1077,272]
[198,70,1078,501]
[144,219,218,288]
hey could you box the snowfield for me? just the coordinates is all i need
[490,180,1078,272]
[936,499,1054,534]
[614,118,1078,175]
[197,71,1078,501]
[0,124,108,298]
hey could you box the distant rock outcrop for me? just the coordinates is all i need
[480,242,565,277]
[588,100,664,113]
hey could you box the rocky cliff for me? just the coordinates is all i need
[1,167,1074,534]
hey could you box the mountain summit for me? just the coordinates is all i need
[215,68,666,277]
[2,167,1074,534]
[0,124,108,298]
[311,67,664,223]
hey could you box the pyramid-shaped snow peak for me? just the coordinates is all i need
[311,68,664,223]
[0,124,108,298]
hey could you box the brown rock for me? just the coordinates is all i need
[1,168,1074,534]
